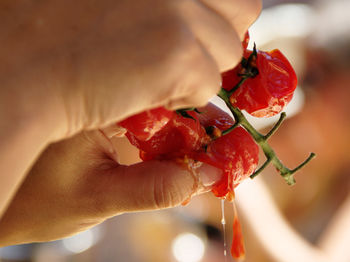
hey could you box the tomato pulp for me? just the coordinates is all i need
[121,103,259,200]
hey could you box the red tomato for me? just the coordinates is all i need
[195,126,259,199]
[194,104,259,198]
[123,103,259,199]
[125,110,209,161]
[119,107,174,141]
[222,49,297,117]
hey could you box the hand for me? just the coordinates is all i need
[0,0,261,238]
[0,129,222,245]
[1,0,261,141]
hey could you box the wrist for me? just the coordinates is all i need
[0,83,62,218]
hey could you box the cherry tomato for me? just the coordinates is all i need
[222,49,297,117]
[195,126,259,199]
[125,110,209,161]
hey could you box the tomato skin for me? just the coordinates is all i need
[126,110,209,161]
[119,107,174,141]
[195,126,259,198]
[222,49,297,117]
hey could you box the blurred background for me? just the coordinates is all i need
[1,0,350,261]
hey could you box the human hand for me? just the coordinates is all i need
[0,128,221,245]
[1,0,261,141]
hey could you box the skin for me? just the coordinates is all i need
[0,0,261,245]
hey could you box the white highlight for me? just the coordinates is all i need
[62,229,94,254]
[172,233,205,262]
[249,4,315,47]
[221,199,228,261]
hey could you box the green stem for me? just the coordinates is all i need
[264,112,287,140]
[227,76,248,97]
[218,89,264,142]
[221,122,239,136]
[217,88,315,185]
[250,158,272,179]
[290,152,316,173]
[224,45,259,97]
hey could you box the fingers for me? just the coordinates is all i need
[177,0,243,72]
[59,0,263,134]
[166,0,262,109]
[94,161,222,215]
[58,130,222,215]
[165,42,221,109]
[200,0,262,39]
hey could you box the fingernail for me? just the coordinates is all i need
[101,125,127,139]
[197,163,223,193]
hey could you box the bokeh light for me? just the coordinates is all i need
[172,233,205,262]
[62,229,94,254]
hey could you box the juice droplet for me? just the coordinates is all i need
[221,199,228,262]
[178,156,202,206]
[231,201,245,260]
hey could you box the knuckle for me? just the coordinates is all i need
[153,168,192,209]
[233,0,262,38]
[146,15,193,66]
[152,41,211,104]
[153,174,178,208]
[182,47,220,88]
[245,0,262,22]
[142,4,224,107]
[252,0,263,18]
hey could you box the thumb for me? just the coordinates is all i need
[98,161,222,215]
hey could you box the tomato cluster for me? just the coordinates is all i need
[119,32,297,199]
[119,103,259,200]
